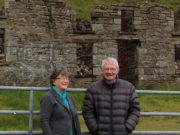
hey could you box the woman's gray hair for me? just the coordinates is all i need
[101,57,119,71]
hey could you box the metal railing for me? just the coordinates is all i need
[0,86,180,135]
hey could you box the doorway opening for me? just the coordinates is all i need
[117,39,140,84]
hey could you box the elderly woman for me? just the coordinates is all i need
[40,68,81,135]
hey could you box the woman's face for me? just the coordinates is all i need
[53,74,70,91]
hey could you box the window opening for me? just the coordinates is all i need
[73,19,94,34]
[121,10,134,32]
[0,28,5,63]
[76,42,93,77]
[175,45,180,61]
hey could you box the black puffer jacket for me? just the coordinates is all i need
[82,79,140,135]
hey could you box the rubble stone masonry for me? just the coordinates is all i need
[0,0,179,87]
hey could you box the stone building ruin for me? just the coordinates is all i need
[0,0,179,87]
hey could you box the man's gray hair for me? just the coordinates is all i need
[101,57,119,70]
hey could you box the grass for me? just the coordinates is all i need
[65,0,180,20]
[0,115,29,130]
[0,90,29,110]
[137,116,180,130]
[151,0,180,12]
[0,0,3,9]
[0,0,180,19]
[136,85,180,131]
[140,94,180,112]
[0,86,180,131]
[65,0,127,20]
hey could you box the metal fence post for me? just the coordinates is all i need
[28,89,33,135]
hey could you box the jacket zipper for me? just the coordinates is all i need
[110,89,113,135]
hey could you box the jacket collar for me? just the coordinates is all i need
[102,78,118,89]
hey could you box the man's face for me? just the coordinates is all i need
[102,62,119,82]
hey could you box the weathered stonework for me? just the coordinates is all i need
[0,0,179,87]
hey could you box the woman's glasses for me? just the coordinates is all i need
[56,77,69,81]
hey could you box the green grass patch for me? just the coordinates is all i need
[137,84,180,91]
[0,115,29,130]
[0,90,29,110]
[0,0,4,9]
[139,94,180,112]
[33,91,46,110]
[1,0,180,19]
[137,116,180,130]
[66,0,127,20]
[70,92,85,111]
[65,0,180,20]
[151,0,180,12]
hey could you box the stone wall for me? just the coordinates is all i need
[0,0,179,87]
[135,2,176,86]
[90,2,177,86]
[0,0,78,86]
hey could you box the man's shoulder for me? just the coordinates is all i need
[87,80,103,92]
[90,80,103,86]
[118,78,132,85]
[117,78,135,88]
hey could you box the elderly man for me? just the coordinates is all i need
[83,57,140,135]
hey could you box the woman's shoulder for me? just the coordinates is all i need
[42,90,52,97]
[66,92,74,100]
[41,91,55,102]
